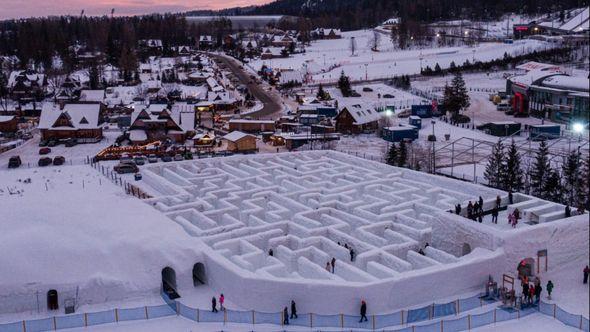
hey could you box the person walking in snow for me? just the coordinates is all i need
[326,262,331,272]
[350,248,355,262]
[290,300,298,319]
[478,196,484,213]
[508,212,516,227]
[211,297,218,313]
[268,248,274,256]
[496,195,502,209]
[455,204,461,215]
[546,281,554,300]
[508,191,513,204]
[491,207,498,224]
[283,307,289,325]
[331,257,336,273]
[535,283,542,304]
[522,282,529,303]
[219,294,225,311]
[565,205,571,218]
[584,266,589,284]
[528,284,535,305]
[467,201,474,219]
[477,211,483,223]
[513,208,520,221]
[359,300,368,323]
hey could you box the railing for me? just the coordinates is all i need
[0,293,587,332]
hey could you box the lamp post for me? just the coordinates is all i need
[431,120,436,173]
[364,64,368,81]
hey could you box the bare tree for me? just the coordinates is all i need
[349,37,357,56]
[369,31,381,51]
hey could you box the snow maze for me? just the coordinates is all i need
[137,151,504,283]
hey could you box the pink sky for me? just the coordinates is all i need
[1,0,274,20]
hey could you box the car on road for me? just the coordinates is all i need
[363,87,373,92]
[39,147,51,155]
[114,162,139,174]
[147,154,158,163]
[8,156,22,168]
[134,155,146,165]
[47,140,58,147]
[38,157,52,167]
[38,140,48,147]
[383,94,395,99]
[161,155,173,162]
[53,156,66,166]
[65,138,77,147]
[120,154,133,163]
[134,173,142,181]
[173,154,184,161]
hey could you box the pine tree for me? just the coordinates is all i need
[337,71,352,97]
[443,72,470,119]
[578,154,590,209]
[317,84,326,100]
[530,140,551,197]
[434,63,442,74]
[484,140,505,189]
[562,150,581,205]
[543,169,562,203]
[502,140,523,192]
[386,143,398,166]
[89,65,100,89]
[397,141,407,167]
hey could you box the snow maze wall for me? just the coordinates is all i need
[135,150,587,314]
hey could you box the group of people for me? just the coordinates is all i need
[521,276,551,305]
[508,208,521,228]
[565,204,586,218]
[337,242,356,262]
[211,293,225,312]
[326,257,337,273]
[282,301,298,325]
[455,196,488,223]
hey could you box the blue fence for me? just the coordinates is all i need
[0,295,587,332]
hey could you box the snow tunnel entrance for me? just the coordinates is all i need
[192,263,206,286]
[517,258,535,278]
[47,289,58,310]
[161,267,180,299]
[462,243,472,256]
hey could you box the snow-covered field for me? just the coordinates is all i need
[250,30,553,83]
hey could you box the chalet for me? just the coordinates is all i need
[207,92,240,112]
[128,104,195,144]
[271,34,295,47]
[223,131,257,152]
[261,47,285,60]
[8,70,46,102]
[199,35,215,49]
[311,28,342,40]
[334,104,381,134]
[172,45,192,56]
[0,115,18,134]
[139,39,163,56]
[228,119,275,133]
[38,104,103,141]
[193,132,215,147]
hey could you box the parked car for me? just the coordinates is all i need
[134,173,143,181]
[383,94,395,99]
[39,147,51,155]
[173,154,184,161]
[120,154,134,163]
[47,140,58,147]
[161,155,173,162]
[65,138,77,147]
[147,154,158,163]
[38,157,52,167]
[38,140,48,147]
[8,156,22,168]
[53,156,66,166]
[114,162,139,174]
[362,87,373,92]
[134,156,146,166]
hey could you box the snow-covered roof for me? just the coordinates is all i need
[229,119,275,124]
[38,103,101,130]
[79,90,105,103]
[541,75,589,92]
[340,104,382,125]
[223,130,255,142]
[0,115,16,122]
[515,62,562,72]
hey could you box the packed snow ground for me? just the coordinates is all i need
[250,30,553,83]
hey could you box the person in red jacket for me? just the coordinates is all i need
[528,284,535,305]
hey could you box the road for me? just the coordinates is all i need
[209,53,284,120]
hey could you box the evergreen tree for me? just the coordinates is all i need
[530,140,551,197]
[386,143,398,166]
[434,63,442,74]
[484,140,505,189]
[337,71,352,97]
[317,84,327,100]
[502,140,523,192]
[543,169,562,203]
[89,65,100,89]
[397,141,407,167]
[443,72,470,119]
[562,150,581,205]
[577,153,590,209]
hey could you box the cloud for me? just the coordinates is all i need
[0,0,273,20]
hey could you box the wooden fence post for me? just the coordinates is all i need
[224,309,227,324]
[197,309,200,322]
[53,316,57,330]
[468,314,471,330]
[176,302,180,315]
[22,321,26,332]
[440,320,444,332]
[580,315,583,329]
[310,313,313,328]
[372,314,375,330]
[251,310,254,325]
[494,308,497,323]
[84,313,88,326]
[401,310,404,325]
[340,313,344,328]
[553,304,556,318]
[145,306,149,319]
[115,308,119,322]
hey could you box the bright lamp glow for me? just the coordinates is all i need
[572,123,584,133]
[385,110,393,117]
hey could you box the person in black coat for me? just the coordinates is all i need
[211,297,218,313]
[290,300,298,319]
[283,307,289,325]
[359,300,368,322]
[522,282,529,303]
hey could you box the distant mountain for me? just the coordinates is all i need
[186,0,586,31]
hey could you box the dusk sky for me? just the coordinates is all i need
[0,0,273,20]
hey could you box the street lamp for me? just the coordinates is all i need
[572,122,584,133]
[431,120,436,172]
[364,63,368,81]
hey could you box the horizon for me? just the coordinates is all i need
[0,0,274,20]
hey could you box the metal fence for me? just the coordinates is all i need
[1,294,587,332]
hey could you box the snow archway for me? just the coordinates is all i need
[161,267,179,299]
[47,289,58,310]
[461,243,472,256]
[193,263,206,286]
